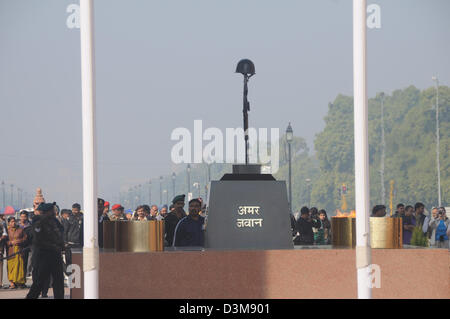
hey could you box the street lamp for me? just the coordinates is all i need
[163,190,168,206]
[432,76,441,207]
[207,163,211,184]
[159,176,163,205]
[379,92,385,206]
[305,178,311,207]
[1,181,5,210]
[18,188,22,209]
[187,164,191,194]
[193,182,200,199]
[128,187,132,208]
[133,186,138,208]
[23,191,27,208]
[138,184,142,204]
[10,184,13,207]
[205,155,212,202]
[286,123,293,213]
[148,180,152,205]
[236,59,255,165]
[172,172,176,199]
[205,155,213,182]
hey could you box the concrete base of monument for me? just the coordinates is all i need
[70,248,450,299]
[205,178,293,250]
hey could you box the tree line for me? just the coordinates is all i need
[144,85,448,216]
[275,85,449,214]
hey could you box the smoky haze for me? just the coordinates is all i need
[0,0,449,209]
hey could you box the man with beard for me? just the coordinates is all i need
[158,205,168,220]
[26,203,65,299]
[173,198,205,247]
[134,205,150,221]
[164,195,186,247]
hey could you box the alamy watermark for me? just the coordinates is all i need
[66,263,81,289]
[368,264,381,288]
[66,4,381,30]
[171,120,280,173]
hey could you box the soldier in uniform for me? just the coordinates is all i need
[26,203,65,299]
[164,195,187,247]
[109,204,127,221]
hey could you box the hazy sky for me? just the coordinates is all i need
[1,0,449,208]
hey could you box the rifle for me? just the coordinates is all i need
[0,245,31,261]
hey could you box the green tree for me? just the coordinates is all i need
[312,85,449,215]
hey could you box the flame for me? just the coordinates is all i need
[334,209,356,218]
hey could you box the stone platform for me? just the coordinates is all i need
[71,247,450,299]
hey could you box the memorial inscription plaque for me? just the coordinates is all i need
[205,167,293,250]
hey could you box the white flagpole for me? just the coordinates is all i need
[353,0,372,299]
[80,0,99,299]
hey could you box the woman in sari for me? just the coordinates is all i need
[7,217,27,289]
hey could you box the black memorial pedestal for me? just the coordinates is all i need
[205,164,294,250]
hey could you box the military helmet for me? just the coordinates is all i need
[235,59,255,76]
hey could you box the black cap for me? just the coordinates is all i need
[172,194,185,204]
[37,202,55,213]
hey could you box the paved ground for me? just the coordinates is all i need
[1,261,70,299]
[0,287,70,299]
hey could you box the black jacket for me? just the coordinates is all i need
[61,214,83,246]
[164,211,186,247]
[290,214,297,236]
[31,215,64,252]
[295,217,321,245]
[98,214,110,248]
[173,216,205,247]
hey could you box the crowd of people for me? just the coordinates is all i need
[0,189,207,297]
[0,187,448,298]
[289,202,449,248]
[291,207,332,245]
[392,203,449,247]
